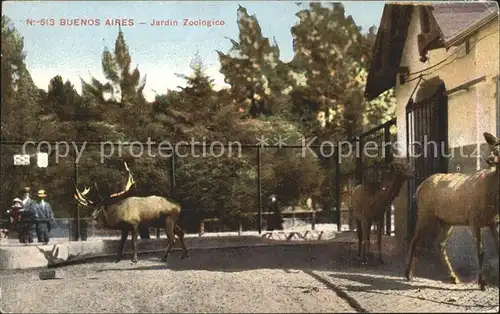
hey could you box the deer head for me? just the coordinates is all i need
[74,162,136,220]
[382,160,414,179]
[483,132,500,165]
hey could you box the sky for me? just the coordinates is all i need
[2,1,385,102]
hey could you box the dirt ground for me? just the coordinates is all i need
[1,243,498,313]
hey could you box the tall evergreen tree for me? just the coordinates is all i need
[101,27,147,104]
[1,16,42,141]
[79,28,150,141]
[218,5,291,118]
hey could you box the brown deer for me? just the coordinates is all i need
[350,160,414,264]
[405,132,500,291]
[74,162,188,263]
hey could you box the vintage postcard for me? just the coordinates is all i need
[1,1,499,312]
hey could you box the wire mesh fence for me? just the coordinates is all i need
[0,119,397,241]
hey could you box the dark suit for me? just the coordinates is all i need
[267,198,284,231]
[19,198,35,243]
[31,200,54,244]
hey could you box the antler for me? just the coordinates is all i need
[74,162,135,207]
[74,186,93,206]
[109,162,135,198]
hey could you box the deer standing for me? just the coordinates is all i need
[350,160,414,264]
[74,162,188,263]
[405,132,500,291]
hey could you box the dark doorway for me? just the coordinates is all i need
[405,77,449,241]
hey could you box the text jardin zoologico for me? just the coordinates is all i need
[25,18,225,27]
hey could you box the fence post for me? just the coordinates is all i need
[335,144,341,232]
[74,152,80,241]
[384,123,393,236]
[257,146,262,234]
[170,153,176,191]
[199,220,204,237]
[311,197,316,231]
[354,137,363,233]
[355,136,363,185]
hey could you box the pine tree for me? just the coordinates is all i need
[217,5,291,118]
[1,16,42,141]
[101,27,147,104]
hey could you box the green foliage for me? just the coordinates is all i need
[218,6,292,118]
[0,7,396,230]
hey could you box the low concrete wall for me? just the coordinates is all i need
[0,231,339,270]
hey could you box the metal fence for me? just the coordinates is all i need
[0,119,397,241]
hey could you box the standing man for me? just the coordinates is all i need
[19,187,35,243]
[267,194,284,231]
[32,189,55,244]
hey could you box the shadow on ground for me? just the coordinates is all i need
[91,241,496,289]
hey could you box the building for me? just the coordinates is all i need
[365,2,499,242]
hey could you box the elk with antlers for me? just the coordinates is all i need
[350,160,414,264]
[74,162,188,263]
[405,132,499,291]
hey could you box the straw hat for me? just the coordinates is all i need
[12,198,22,204]
[37,189,47,198]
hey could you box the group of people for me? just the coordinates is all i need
[6,187,55,244]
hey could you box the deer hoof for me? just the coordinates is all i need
[114,258,122,263]
[181,252,188,259]
[131,258,138,264]
[405,270,413,281]
[449,275,460,284]
[161,256,168,262]
[478,278,486,291]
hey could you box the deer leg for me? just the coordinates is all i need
[361,220,370,264]
[437,225,459,284]
[115,229,129,263]
[472,225,486,291]
[377,219,384,264]
[174,224,188,259]
[405,228,421,281]
[161,218,176,262]
[131,228,138,264]
[356,219,362,259]
[488,222,499,255]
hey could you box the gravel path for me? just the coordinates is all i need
[1,244,498,313]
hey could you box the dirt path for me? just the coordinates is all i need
[1,244,498,313]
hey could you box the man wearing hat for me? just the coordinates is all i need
[19,187,36,243]
[22,187,32,206]
[32,189,55,244]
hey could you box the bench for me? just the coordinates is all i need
[261,230,324,241]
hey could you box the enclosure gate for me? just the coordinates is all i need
[405,84,448,241]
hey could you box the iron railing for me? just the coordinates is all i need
[1,119,397,240]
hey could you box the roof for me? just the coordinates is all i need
[431,2,498,42]
[364,2,499,100]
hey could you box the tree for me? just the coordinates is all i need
[45,75,83,121]
[79,28,151,141]
[290,6,395,138]
[217,5,292,118]
[1,16,42,141]
[101,27,147,104]
[1,16,24,108]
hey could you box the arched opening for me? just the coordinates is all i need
[405,76,449,242]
